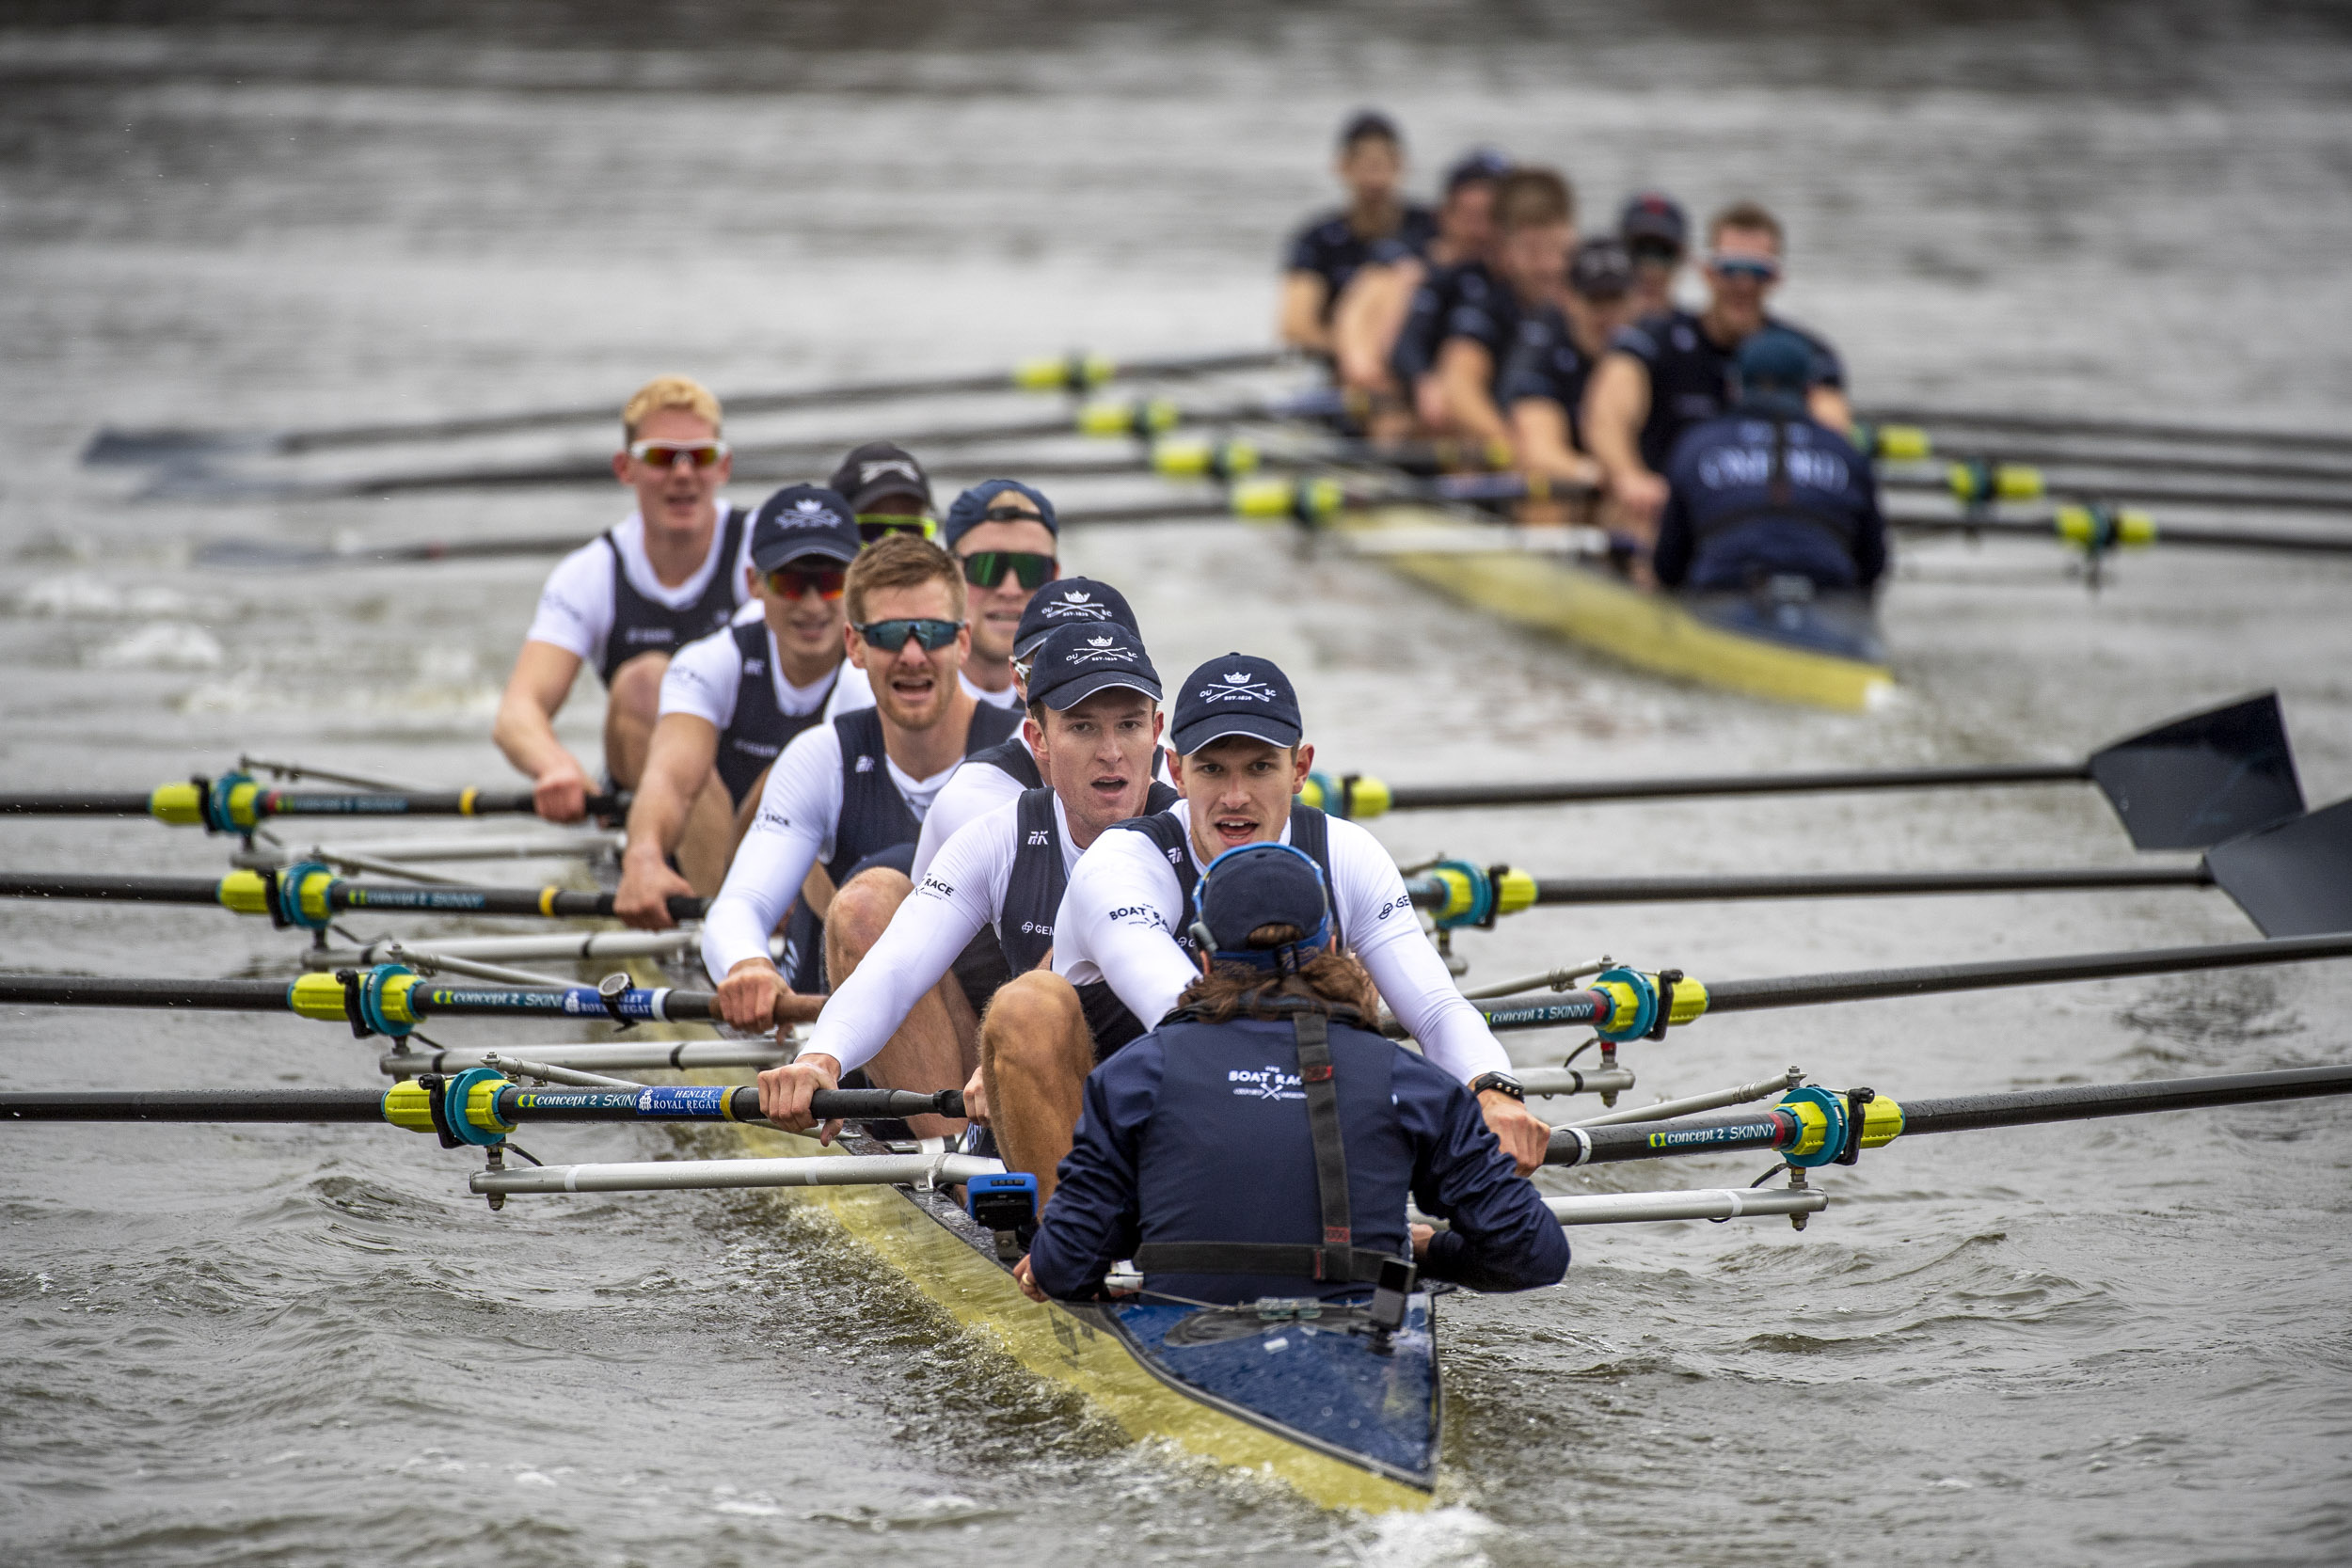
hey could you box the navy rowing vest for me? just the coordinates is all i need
[998,781,1182,975]
[967,731,1042,792]
[596,504,747,685]
[822,702,1024,891]
[713,622,839,809]
[1076,800,1342,1057]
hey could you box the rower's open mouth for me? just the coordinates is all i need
[1088,772,1131,801]
[889,673,937,699]
[1211,814,1259,845]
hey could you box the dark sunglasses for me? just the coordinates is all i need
[1707,252,1782,281]
[855,514,938,544]
[764,565,847,601]
[628,439,730,469]
[854,617,963,651]
[960,550,1057,591]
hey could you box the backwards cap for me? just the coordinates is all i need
[1190,843,1333,974]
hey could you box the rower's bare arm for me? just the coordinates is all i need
[1582,354,1667,529]
[1509,399,1598,487]
[1435,339,1509,451]
[1278,272,1333,354]
[615,713,721,929]
[1808,383,1853,435]
[494,640,593,821]
[1330,261,1416,388]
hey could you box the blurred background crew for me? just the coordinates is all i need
[1430,166,1576,453]
[1278,110,1435,356]
[1503,237,1643,493]
[1618,190,1690,318]
[494,375,747,822]
[1582,200,1848,543]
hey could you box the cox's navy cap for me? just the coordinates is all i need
[1198,843,1332,965]
[945,480,1059,549]
[1025,622,1162,712]
[1014,577,1136,658]
[750,484,861,571]
[1620,191,1688,251]
[828,442,932,514]
[1568,236,1634,300]
[1444,146,1511,194]
[1170,654,1303,756]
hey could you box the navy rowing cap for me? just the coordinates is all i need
[1734,328,1817,414]
[750,484,862,571]
[828,442,932,515]
[1444,146,1511,194]
[944,479,1059,549]
[1197,843,1332,965]
[1569,237,1634,300]
[1170,654,1303,756]
[1014,576,1137,659]
[1025,622,1162,712]
[1620,191,1688,253]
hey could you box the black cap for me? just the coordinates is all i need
[1169,654,1303,756]
[1340,109,1402,150]
[1443,146,1511,194]
[1197,843,1332,968]
[1619,191,1688,252]
[1025,622,1162,712]
[1014,577,1137,659]
[828,442,933,515]
[750,484,861,571]
[1568,236,1635,300]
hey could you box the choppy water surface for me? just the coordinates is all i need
[5,5,2352,1562]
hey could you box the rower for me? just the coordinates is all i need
[698,536,1024,1071]
[942,480,1059,711]
[1502,236,1641,491]
[977,654,1552,1197]
[1582,200,1849,545]
[909,575,1142,884]
[1430,166,1576,453]
[1278,111,1437,356]
[828,439,938,542]
[1329,147,1509,429]
[494,375,747,822]
[1618,190,1688,318]
[754,622,1177,1156]
[1654,328,1886,597]
[1017,842,1568,1306]
[612,485,862,927]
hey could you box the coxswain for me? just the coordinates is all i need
[1654,328,1886,597]
[909,575,1142,883]
[755,621,1178,1161]
[494,375,747,822]
[976,655,1553,1197]
[940,480,1060,711]
[1581,200,1849,545]
[611,485,862,927]
[1328,147,1509,425]
[1018,842,1568,1306]
[1501,236,1641,491]
[697,535,1023,1109]
[1618,190,1688,318]
[1430,166,1576,453]
[1278,111,1437,356]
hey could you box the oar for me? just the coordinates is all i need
[0,965,756,1033]
[1894,443,2352,489]
[0,1081,959,1129]
[0,869,704,928]
[1854,404,2352,458]
[142,389,1352,504]
[1433,929,2352,1040]
[0,772,623,832]
[1310,691,2303,852]
[81,347,1287,467]
[1889,504,2352,556]
[1543,1062,2352,1172]
[1882,466,2352,516]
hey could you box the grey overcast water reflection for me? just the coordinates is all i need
[5,4,2352,1562]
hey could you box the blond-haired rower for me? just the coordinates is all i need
[494,375,748,821]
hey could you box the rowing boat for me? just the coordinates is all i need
[1328,500,1896,711]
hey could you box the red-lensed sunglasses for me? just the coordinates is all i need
[763,566,847,600]
[628,439,731,469]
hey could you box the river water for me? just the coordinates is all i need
[5,4,2352,1563]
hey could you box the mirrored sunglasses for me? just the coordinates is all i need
[628,439,730,469]
[853,617,963,651]
[764,565,847,600]
[856,514,939,544]
[1707,253,1782,281]
[961,550,1057,591]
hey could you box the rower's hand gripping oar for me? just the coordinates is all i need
[0,770,628,831]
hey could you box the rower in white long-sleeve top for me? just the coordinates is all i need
[757,621,1176,1167]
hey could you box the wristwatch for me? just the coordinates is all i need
[1468,1070,1525,1102]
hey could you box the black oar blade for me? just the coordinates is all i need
[2087,691,2303,849]
[2206,797,2352,937]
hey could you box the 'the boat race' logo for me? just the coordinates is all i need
[1227,1065,1306,1101]
[1200,669,1278,703]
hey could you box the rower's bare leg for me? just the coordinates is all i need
[976,971,1093,1205]
[673,771,736,895]
[602,653,670,789]
[824,867,975,1142]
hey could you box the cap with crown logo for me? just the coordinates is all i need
[1025,622,1162,711]
[1169,654,1303,755]
[750,483,862,570]
[1013,576,1138,659]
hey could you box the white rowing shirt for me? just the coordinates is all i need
[910,737,1177,885]
[804,793,1085,1077]
[658,613,862,731]
[1051,803,1511,1081]
[524,505,755,673]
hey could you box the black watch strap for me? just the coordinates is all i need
[1469,1070,1525,1102]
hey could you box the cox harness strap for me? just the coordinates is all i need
[1131,1006,1406,1287]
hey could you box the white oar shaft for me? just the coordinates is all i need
[366,944,582,989]
[1516,1066,1636,1100]
[312,929,695,967]
[1543,1187,1828,1227]
[472,1152,1004,1196]
[477,1052,643,1089]
[286,830,625,864]
[382,1040,787,1076]
[1570,1067,1805,1127]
